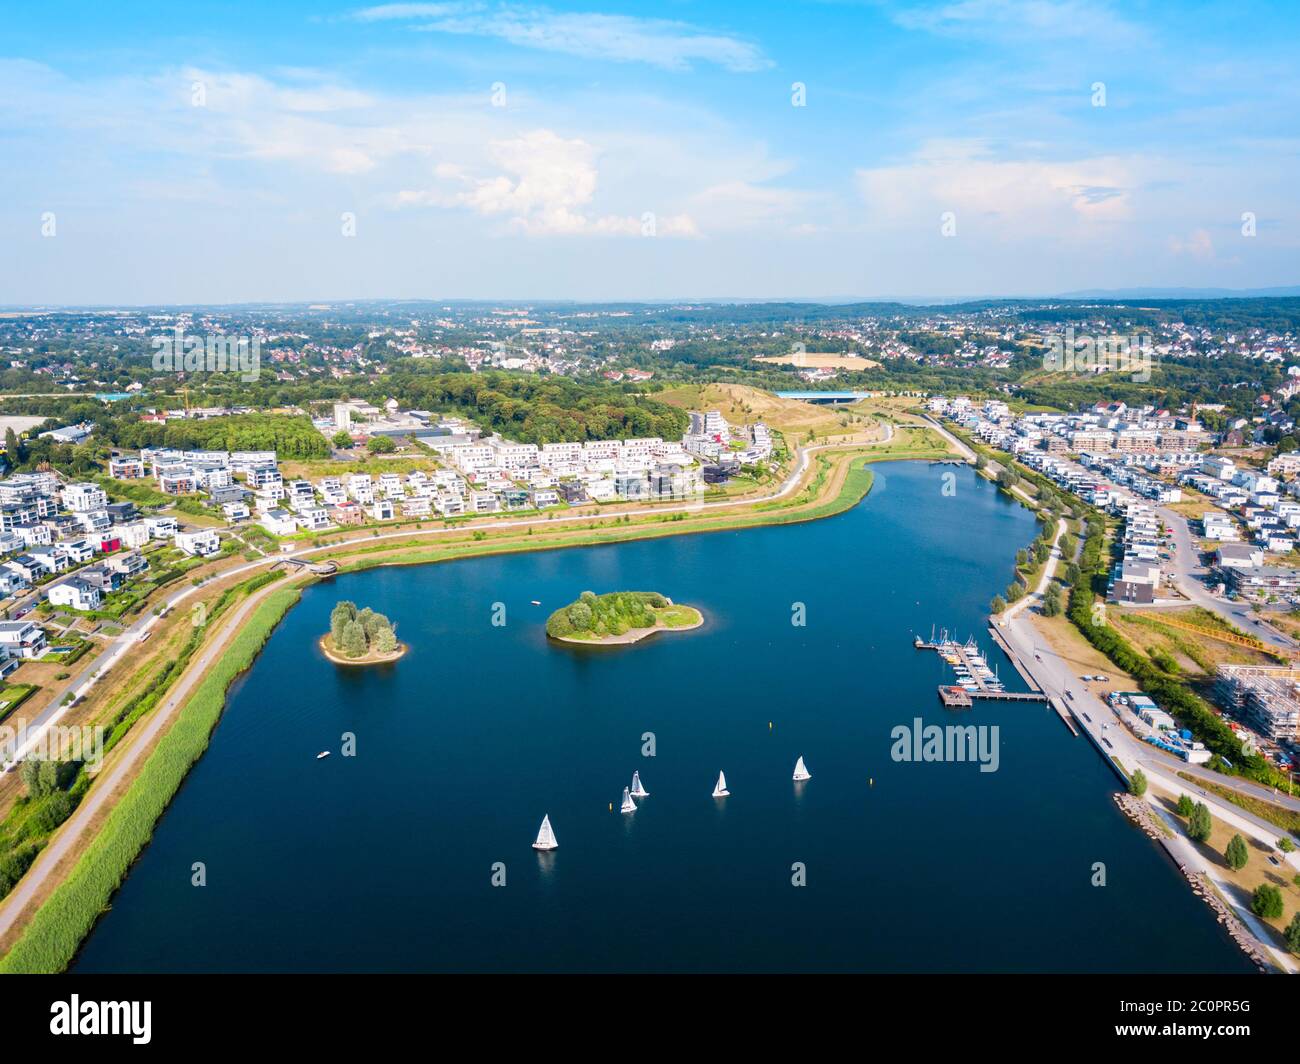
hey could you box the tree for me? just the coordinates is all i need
[1041,586,1062,617]
[567,602,593,630]
[996,468,1018,490]
[1188,801,1213,842]
[332,430,353,449]
[990,595,1006,614]
[975,454,988,471]
[374,625,398,654]
[361,611,390,639]
[1225,833,1249,871]
[1286,912,1300,955]
[1176,794,1195,817]
[1015,548,1029,568]
[4,427,19,463]
[339,620,367,658]
[1251,883,1284,920]
[1128,769,1148,797]
[1278,837,1296,853]
[20,757,59,798]
[330,601,357,643]
[368,436,396,454]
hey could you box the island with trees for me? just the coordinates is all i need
[321,600,407,664]
[545,590,703,646]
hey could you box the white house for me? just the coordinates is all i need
[175,529,220,557]
[48,577,102,611]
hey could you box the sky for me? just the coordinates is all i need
[1,0,1298,305]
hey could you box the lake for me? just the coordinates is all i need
[73,461,1253,972]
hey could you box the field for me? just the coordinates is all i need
[753,352,880,370]
[656,382,878,438]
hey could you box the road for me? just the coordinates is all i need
[1156,505,1296,651]
[999,608,1300,971]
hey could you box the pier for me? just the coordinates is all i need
[918,631,1051,711]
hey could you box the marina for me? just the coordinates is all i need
[915,628,1047,706]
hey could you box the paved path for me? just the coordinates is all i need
[0,572,275,941]
[1003,518,1066,621]
[998,609,1300,972]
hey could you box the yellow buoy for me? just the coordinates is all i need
[768,721,773,730]
[608,802,613,811]
[869,777,874,786]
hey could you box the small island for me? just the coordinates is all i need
[321,600,407,664]
[545,590,703,645]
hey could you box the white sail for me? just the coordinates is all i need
[712,771,730,798]
[630,770,649,798]
[793,756,811,781]
[620,787,637,814]
[532,814,558,850]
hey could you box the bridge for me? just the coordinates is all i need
[274,558,339,576]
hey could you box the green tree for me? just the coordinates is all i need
[339,620,368,658]
[990,595,1006,614]
[1286,912,1300,954]
[567,602,594,630]
[374,625,398,654]
[1278,837,1295,853]
[368,436,396,454]
[20,758,58,799]
[330,601,357,643]
[1176,794,1194,817]
[1251,883,1284,920]
[996,468,1018,490]
[1128,769,1148,797]
[1225,833,1249,871]
[1188,801,1213,842]
[332,430,353,449]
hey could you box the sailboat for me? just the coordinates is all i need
[630,770,649,798]
[712,771,730,798]
[532,814,558,851]
[620,787,637,814]
[792,756,811,781]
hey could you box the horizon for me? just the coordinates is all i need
[4,1,1299,304]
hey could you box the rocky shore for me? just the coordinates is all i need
[1114,792,1274,973]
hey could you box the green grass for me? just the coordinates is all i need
[0,587,302,974]
[1176,771,1300,839]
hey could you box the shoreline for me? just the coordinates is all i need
[0,439,937,969]
[318,634,408,665]
[551,606,704,646]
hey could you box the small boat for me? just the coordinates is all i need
[532,814,558,851]
[316,751,330,760]
[530,600,541,606]
[620,787,637,814]
[630,770,649,798]
[792,756,811,782]
[712,771,730,798]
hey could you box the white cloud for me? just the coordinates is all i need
[351,3,770,71]
[856,139,1137,235]
[398,128,697,236]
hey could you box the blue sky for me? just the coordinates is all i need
[2,0,1298,304]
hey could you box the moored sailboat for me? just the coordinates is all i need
[532,814,558,850]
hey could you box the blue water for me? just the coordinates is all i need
[74,463,1253,972]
